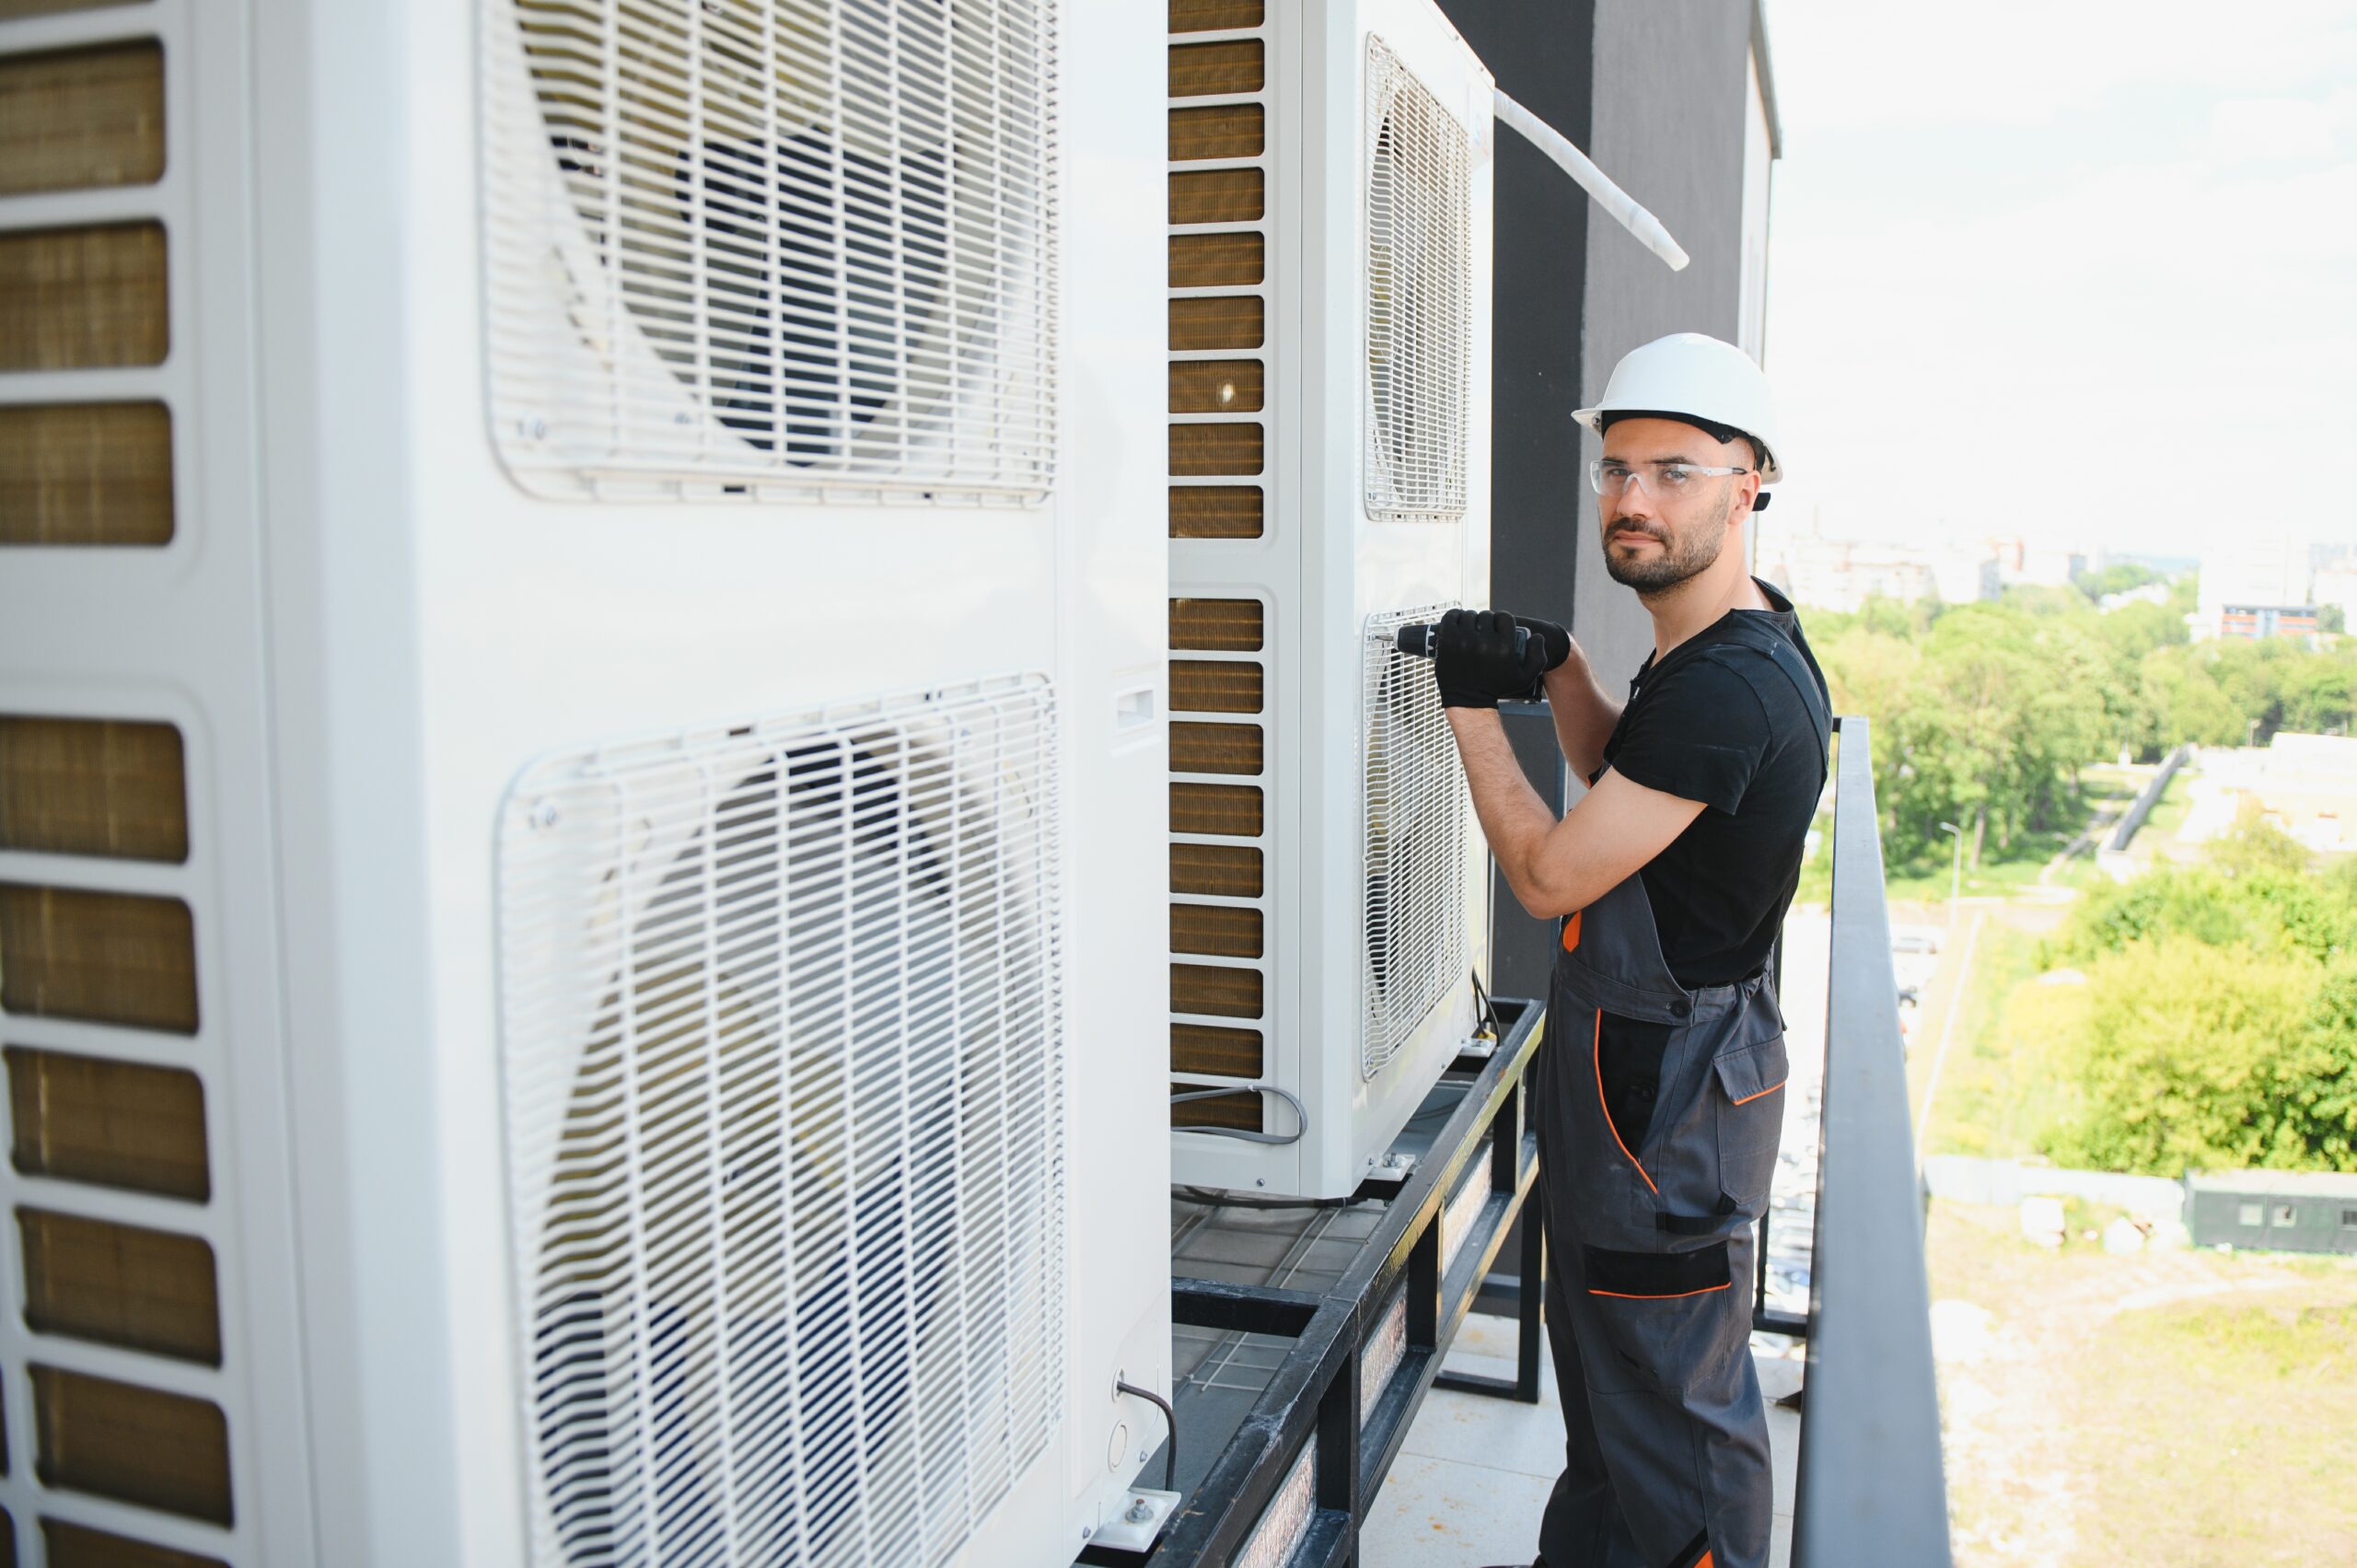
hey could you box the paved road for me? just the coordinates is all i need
[1766,908,1830,1317]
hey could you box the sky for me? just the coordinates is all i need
[1759,0,2357,562]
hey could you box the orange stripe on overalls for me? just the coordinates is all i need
[1591,1006,1657,1195]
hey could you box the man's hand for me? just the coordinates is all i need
[1512,615,1572,676]
[1433,609,1549,710]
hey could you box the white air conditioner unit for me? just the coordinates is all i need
[0,3,1170,1563]
[1165,0,1495,1196]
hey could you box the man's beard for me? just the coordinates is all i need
[1601,492,1731,594]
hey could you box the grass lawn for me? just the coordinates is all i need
[1796,819,2096,908]
[1913,920,2059,1160]
[2137,765,2198,844]
[1812,772,2140,908]
[1929,1201,2357,1566]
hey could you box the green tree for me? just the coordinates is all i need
[2073,562,2163,598]
[2207,803,2313,878]
[2279,962,2357,1168]
[1799,573,2356,862]
[2140,645,2251,749]
[2036,859,2357,1174]
[2093,598,2186,662]
[2039,937,2323,1176]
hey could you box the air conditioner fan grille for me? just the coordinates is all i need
[482,0,1059,502]
[496,676,1064,1568]
[1361,606,1470,1079]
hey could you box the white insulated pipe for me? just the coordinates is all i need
[1492,88,1690,273]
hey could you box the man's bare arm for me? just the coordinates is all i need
[1447,708,1703,919]
[1540,640,1622,782]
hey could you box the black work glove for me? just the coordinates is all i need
[1513,615,1572,678]
[1433,609,1549,710]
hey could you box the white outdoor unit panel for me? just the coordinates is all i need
[1167,0,1494,1197]
[0,2,1169,1564]
[499,679,1064,1568]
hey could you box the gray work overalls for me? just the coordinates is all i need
[1531,609,1829,1568]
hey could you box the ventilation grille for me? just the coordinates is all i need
[482,0,1058,503]
[1167,597,1270,1123]
[1166,6,1269,541]
[1361,607,1469,1079]
[497,676,1064,1568]
[1362,35,1469,522]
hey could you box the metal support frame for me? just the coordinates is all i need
[1752,1206,1808,1341]
[1434,1158,1545,1402]
[1097,997,1546,1567]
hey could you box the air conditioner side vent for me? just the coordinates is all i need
[1362,33,1470,523]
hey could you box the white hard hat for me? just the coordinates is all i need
[1573,332,1782,483]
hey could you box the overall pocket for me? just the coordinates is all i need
[1712,1032,1789,1213]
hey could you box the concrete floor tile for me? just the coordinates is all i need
[1439,1312,1557,1393]
[1447,1310,1528,1365]
[1765,1397,1800,1520]
[1436,1349,1515,1385]
[1395,1385,1567,1480]
[1387,1329,1797,1566]
[1360,1452,1553,1567]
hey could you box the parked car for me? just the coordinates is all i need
[1890,924,1944,956]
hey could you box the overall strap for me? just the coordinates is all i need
[1706,613,1830,762]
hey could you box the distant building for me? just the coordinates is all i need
[2204,733,2357,852]
[2199,532,2312,640]
[1757,537,1935,610]
[2184,1170,2357,1255]
[1934,549,2001,606]
[2218,605,2317,641]
[1985,536,2085,592]
[1757,522,2000,612]
[2313,563,2357,628]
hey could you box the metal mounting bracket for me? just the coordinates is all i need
[1087,1488,1182,1552]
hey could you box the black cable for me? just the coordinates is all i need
[1116,1378,1179,1494]
[1469,969,1504,1040]
[1405,1078,1474,1125]
[1187,1186,1371,1210]
[1175,1184,1377,1211]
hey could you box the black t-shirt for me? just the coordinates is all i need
[1595,587,1829,989]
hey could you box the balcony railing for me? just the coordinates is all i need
[1792,714,1954,1566]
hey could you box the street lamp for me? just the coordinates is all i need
[1938,821,1964,929]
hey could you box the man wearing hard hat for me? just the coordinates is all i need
[1432,333,1829,1568]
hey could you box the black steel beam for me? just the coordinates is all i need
[1436,1189,1546,1402]
[1170,1278,1325,1338]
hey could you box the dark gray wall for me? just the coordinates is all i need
[1570,1,1756,680]
[1438,0,1596,639]
[1438,0,1757,1004]
[1436,0,1596,1004]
